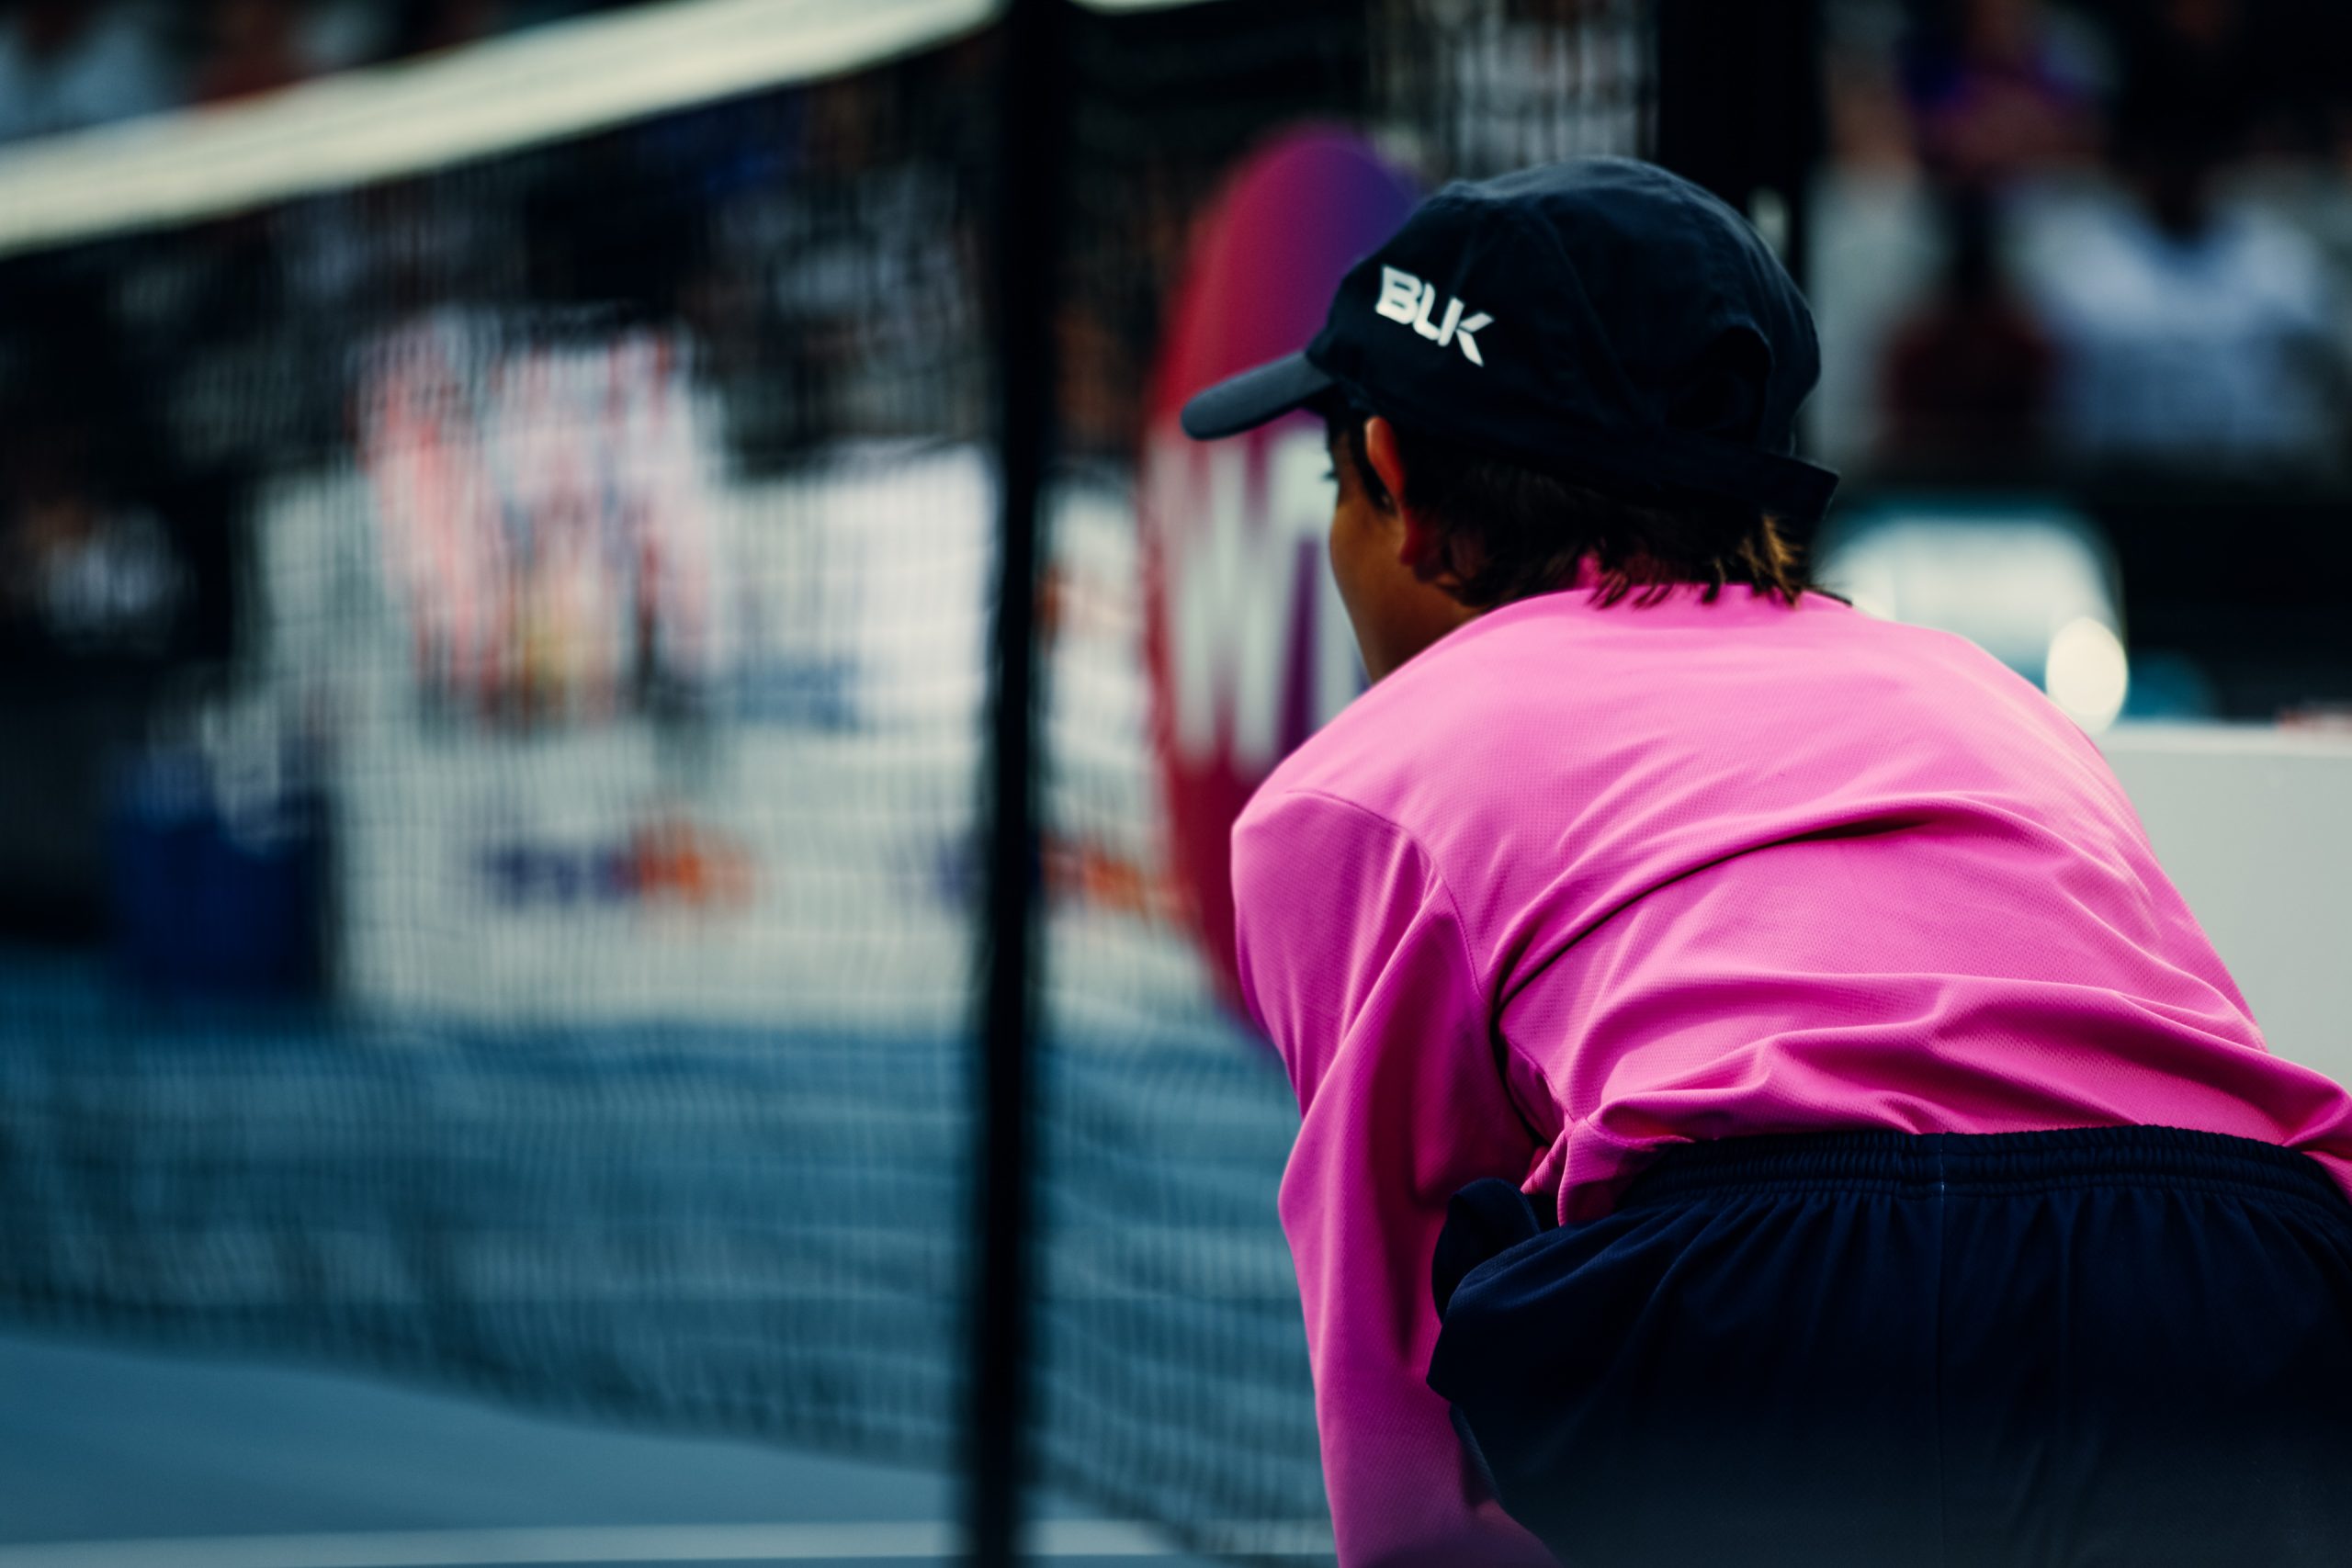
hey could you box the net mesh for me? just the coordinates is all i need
[0,17,998,1478]
[1039,0,1650,1544]
[0,3,1651,1558]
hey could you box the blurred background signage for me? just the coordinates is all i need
[1141,128,1415,1015]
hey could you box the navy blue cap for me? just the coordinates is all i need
[1180,156,1838,524]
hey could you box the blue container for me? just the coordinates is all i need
[109,747,324,999]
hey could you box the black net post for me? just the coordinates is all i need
[1654,0,1825,285]
[967,0,1070,1562]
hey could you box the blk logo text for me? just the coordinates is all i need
[1374,265,1493,365]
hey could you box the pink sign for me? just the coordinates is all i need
[1140,129,1417,1019]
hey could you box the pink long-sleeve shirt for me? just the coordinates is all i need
[1229,581,2352,1568]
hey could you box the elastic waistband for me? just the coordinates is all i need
[1619,1125,2348,1215]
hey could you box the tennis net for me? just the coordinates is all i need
[0,1,1652,1557]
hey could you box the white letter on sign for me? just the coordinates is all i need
[1166,440,1308,770]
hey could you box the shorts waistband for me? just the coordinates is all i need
[1617,1125,2347,1215]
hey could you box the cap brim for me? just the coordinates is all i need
[1179,353,1336,440]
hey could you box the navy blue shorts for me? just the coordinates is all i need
[1428,1126,2352,1568]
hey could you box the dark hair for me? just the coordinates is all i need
[1332,412,1816,610]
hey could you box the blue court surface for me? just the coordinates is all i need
[0,1330,1219,1567]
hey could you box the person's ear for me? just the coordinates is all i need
[1365,414,1465,592]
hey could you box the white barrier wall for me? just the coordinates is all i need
[2102,725,2352,1086]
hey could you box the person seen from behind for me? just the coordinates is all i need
[1180,156,2352,1568]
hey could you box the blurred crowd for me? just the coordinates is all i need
[1815,0,2352,482]
[1,0,2345,680]
[6,0,2350,492]
[0,0,639,142]
[0,30,991,671]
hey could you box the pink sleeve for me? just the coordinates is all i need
[1232,789,1555,1568]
